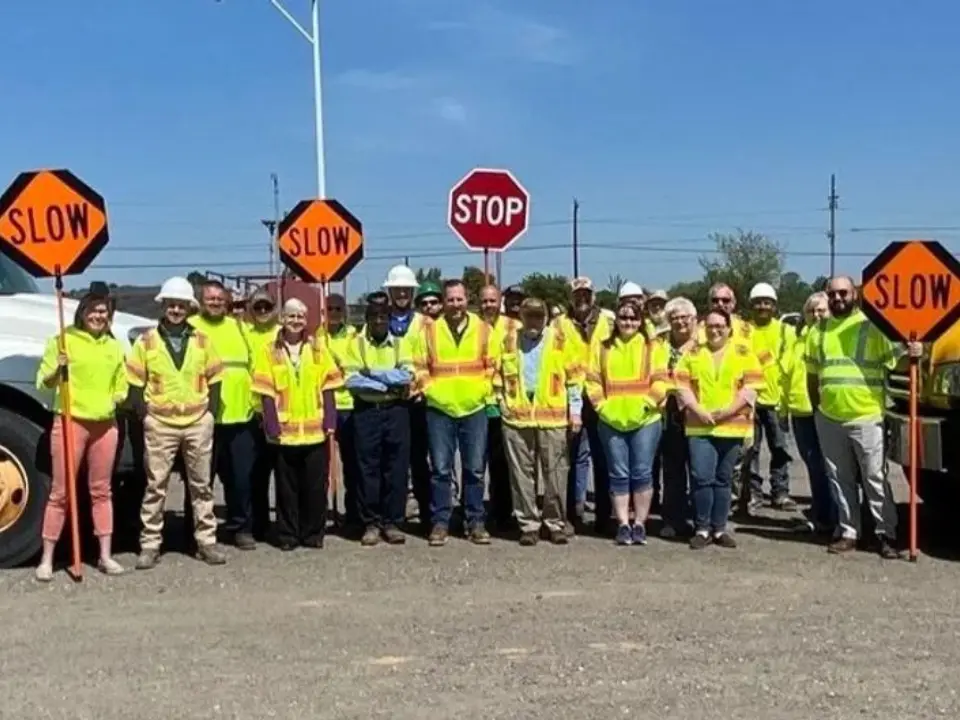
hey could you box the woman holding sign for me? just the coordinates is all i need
[34,290,129,581]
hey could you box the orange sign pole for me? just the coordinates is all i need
[54,266,83,581]
[908,331,919,562]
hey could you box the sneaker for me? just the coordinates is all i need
[748,496,765,513]
[615,524,633,546]
[631,523,648,546]
[382,526,406,545]
[136,549,161,570]
[196,544,227,565]
[469,527,492,545]
[519,531,539,546]
[98,557,125,576]
[361,526,381,547]
[689,532,710,550]
[549,528,569,545]
[828,537,857,554]
[35,564,53,582]
[428,526,448,547]
[235,533,257,551]
[713,532,737,549]
[771,494,797,511]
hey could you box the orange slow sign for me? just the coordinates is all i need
[0,169,109,278]
[861,239,960,343]
[277,199,363,283]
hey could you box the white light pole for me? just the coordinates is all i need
[268,0,327,199]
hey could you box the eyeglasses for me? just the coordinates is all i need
[421,298,441,306]
[826,289,850,298]
[711,296,734,304]
[705,323,728,330]
[327,306,345,313]
[253,303,273,312]
[616,315,640,323]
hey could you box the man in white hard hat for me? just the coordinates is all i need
[381,264,432,529]
[618,281,645,307]
[126,277,227,569]
[740,282,796,513]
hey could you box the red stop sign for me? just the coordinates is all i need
[447,168,530,251]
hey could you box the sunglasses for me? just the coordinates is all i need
[616,315,640,322]
[826,290,851,298]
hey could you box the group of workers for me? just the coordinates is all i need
[32,263,914,581]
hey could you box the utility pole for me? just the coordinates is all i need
[828,174,838,277]
[572,198,580,277]
[260,172,281,276]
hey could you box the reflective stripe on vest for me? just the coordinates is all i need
[818,318,885,386]
[424,319,490,377]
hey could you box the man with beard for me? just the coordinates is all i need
[806,275,917,559]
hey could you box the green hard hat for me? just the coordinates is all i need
[415,281,442,301]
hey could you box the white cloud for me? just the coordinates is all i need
[335,69,422,91]
[433,97,468,125]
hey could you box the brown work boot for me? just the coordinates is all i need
[828,537,857,555]
[549,528,569,545]
[135,548,161,570]
[519,531,538,546]
[469,527,492,545]
[382,526,406,545]
[361,526,381,547]
[428,526,448,547]
[196,544,227,565]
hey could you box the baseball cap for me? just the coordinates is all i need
[570,277,594,292]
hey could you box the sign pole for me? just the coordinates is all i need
[54,266,83,582]
[483,249,490,283]
[908,331,919,562]
[320,275,340,528]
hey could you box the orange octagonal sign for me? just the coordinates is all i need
[0,169,109,278]
[861,239,960,343]
[278,199,363,283]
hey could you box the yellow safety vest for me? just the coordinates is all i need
[413,312,496,419]
[241,320,279,366]
[36,328,128,421]
[780,325,813,416]
[189,315,252,424]
[749,318,795,407]
[250,334,343,446]
[343,331,414,404]
[486,315,521,407]
[675,342,764,438]
[317,323,357,411]
[554,310,615,371]
[495,324,582,428]
[586,333,669,432]
[126,328,223,427]
[805,310,900,424]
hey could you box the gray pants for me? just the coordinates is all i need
[815,413,897,541]
[503,424,569,533]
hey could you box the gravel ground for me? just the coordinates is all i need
[2,448,960,720]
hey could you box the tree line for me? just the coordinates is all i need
[416,230,829,315]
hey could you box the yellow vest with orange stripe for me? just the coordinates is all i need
[585,332,670,432]
[495,324,583,428]
[674,342,764,438]
[413,312,496,419]
[250,334,343,446]
[748,318,795,407]
[126,327,223,428]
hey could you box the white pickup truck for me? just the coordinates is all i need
[0,254,153,567]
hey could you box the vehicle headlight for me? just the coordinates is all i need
[930,362,960,397]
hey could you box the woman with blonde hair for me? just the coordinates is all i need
[781,291,836,534]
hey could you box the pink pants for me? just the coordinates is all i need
[42,418,119,542]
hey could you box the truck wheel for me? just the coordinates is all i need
[0,409,49,568]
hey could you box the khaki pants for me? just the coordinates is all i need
[140,412,218,551]
[503,424,569,533]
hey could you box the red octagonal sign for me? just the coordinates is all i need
[448,168,530,251]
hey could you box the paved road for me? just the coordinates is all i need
[3,449,960,720]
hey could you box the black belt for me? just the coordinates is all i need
[355,397,403,408]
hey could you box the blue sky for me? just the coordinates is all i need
[4,0,960,297]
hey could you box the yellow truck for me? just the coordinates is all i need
[885,320,960,502]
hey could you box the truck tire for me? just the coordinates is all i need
[0,409,49,568]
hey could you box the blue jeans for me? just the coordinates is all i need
[426,408,488,529]
[745,405,792,498]
[689,436,742,533]
[598,420,663,496]
[792,414,837,529]
[567,398,610,526]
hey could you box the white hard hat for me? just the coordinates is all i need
[382,264,418,289]
[155,276,198,306]
[749,282,778,302]
[618,281,645,299]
